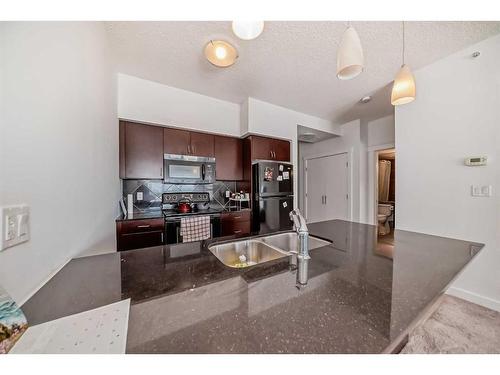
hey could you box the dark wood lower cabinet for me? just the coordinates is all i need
[116,218,164,251]
[221,211,251,236]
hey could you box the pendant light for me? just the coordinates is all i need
[391,21,416,105]
[336,23,364,80]
[232,21,264,40]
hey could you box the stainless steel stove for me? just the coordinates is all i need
[162,192,222,244]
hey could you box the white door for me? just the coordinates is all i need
[306,153,349,223]
[305,156,327,223]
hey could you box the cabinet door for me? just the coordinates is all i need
[124,122,164,179]
[273,139,291,162]
[214,135,243,180]
[251,136,274,160]
[190,132,215,157]
[163,128,190,155]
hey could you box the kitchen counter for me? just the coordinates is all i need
[116,209,164,221]
[22,220,483,353]
[116,207,251,221]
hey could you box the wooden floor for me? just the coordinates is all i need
[401,295,500,354]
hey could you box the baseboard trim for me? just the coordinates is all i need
[446,287,500,312]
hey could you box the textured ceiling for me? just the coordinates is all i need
[106,21,500,123]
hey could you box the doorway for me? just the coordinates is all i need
[375,148,395,254]
[304,152,349,223]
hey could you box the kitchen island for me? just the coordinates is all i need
[22,220,483,353]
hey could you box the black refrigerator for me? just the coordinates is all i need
[252,161,293,234]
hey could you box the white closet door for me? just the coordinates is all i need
[323,153,349,220]
[305,153,349,223]
[305,156,327,223]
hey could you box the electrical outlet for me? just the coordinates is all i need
[136,192,144,201]
[225,190,231,198]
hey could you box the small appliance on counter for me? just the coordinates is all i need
[252,161,294,234]
[162,192,222,244]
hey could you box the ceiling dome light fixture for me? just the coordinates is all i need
[204,40,238,68]
[336,23,364,80]
[391,21,416,106]
[232,21,264,40]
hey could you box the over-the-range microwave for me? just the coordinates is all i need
[163,154,216,184]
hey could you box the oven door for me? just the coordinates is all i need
[165,215,221,244]
[164,154,215,184]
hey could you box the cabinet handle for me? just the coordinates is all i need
[187,144,191,154]
[160,168,163,177]
[233,216,242,219]
[161,233,164,243]
[234,230,242,234]
[137,225,151,228]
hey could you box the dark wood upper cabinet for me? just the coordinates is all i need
[190,132,215,157]
[120,121,164,179]
[251,136,274,160]
[272,139,291,162]
[163,128,214,157]
[249,135,290,162]
[163,128,190,155]
[214,135,243,180]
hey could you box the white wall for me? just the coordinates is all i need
[0,22,119,304]
[299,115,395,225]
[118,73,241,136]
[366,115,395,148]
[395,34,500,311]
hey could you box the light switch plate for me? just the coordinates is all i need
[136,192,143,201]
[1,205,30,251]
[471,185,492,197]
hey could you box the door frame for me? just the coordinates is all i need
[368,143,395,225]
[303,150,352,222]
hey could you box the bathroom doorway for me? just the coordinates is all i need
[375,148,395,255]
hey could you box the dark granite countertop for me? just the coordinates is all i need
[22,220,483,353]
[116,210,164,221]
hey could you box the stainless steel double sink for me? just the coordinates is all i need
[208,232,332,268]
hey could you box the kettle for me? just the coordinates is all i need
[177,198,192,213]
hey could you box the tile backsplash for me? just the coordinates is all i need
[122,180,249,212]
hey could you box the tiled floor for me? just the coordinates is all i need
[375,229,394,258]
[401,295,500,354]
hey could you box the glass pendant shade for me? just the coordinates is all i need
[204,40,238,67]
[232,21,264,40]
[391,64,416,105]
[336,26,364,80]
